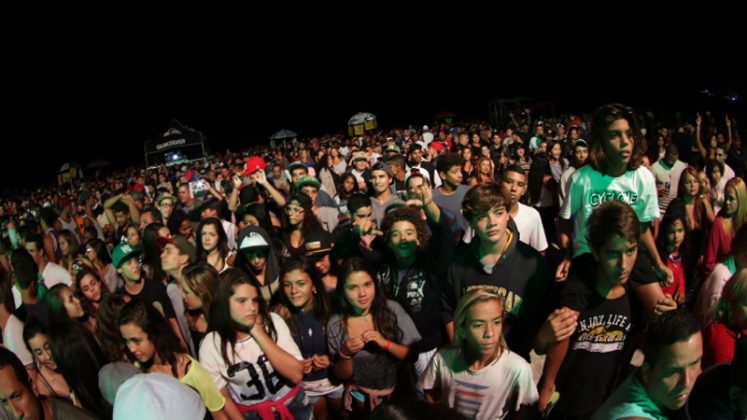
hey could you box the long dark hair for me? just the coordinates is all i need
[277,258,330,335]
[210,268,278,365]
[96,293,129,363]
[182,263,220,323]
[49,321,112,419]
[45,284,78,324]
[196,217,229,262]
[282,193,322,238]
[657,200,692,265]
[337,173,359,199]
[239,203,276,236]
[85,238,112,265]
[118,299,184,376]
[142,222,167,283]
[335,257,401,342]
[74,267,108,313]
[22,319,51,369]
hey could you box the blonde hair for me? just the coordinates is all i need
[713,269,747,325]
[453,287,508,359]
[724,177,747,234]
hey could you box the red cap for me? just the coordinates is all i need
[242,156,268,176]
[59,196,72,208]
[183,170,197,182]
[430,141,444,152]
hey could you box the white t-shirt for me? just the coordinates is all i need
[420,347,538,420]
[513,203,548,252]
[560,165,659,257]
[199,313,303,405]
[695,262,733,327]
[3,315,33,366]
[558,166,577,208]
[42,262,73,289]
[650,159,687,216]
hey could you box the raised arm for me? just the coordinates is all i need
[695,113,707,159]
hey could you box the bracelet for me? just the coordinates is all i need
[384,341,392,351]
[338,351,352,360]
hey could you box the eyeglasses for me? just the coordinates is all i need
[160,202,174,208]
[285,206,304,215]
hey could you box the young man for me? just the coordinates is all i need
[156,192,177,226]
[386,154,409,201]
[558,139,590,207]
[176,182,201,216]
[369,162,404,226]
[297,176,339,233]
[537,201,642,416]
[24,233,71,289]
[593,309,702,419]
[113,242,184,349]
[433,153,470,240]
[157,235,197,355]
[55,196,81,243]
[500,164,548,254]
[445,184,549,358]
[348,152,371,192]
[0,348,98,419]
[104,193,141,240]
[0,272,33,370]
[405,144,440,187]
[332,192,380,261]
[9,249,50,327]
[138,205,162,230]
[285,161,337,207]
[651,144,687,216]
[557,104,675,318]
[378,185,451,376]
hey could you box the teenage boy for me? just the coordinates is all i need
[557,103,675,318]
[500,164,548,254]
[445,184,549,358]
[537,201,642,416]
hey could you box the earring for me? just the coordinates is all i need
[312,289,317,294]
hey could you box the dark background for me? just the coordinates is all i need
[5,4,745,189]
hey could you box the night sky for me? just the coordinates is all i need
[5,4,745,189]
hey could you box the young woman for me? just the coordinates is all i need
[547,140,569,184]
[702,269,747,369]
[84,238,119,293]
[471,156,495,186]
[124,223,142,247]
[703,177,747,278]
[74,266,108,314]
[49,321,112,419]
[335,173,359,217]
[277,258,343,420]
[707,160,726,213]
[95,292,131,363]
[674,167,715,256]
[181,263,219,349]
[45,283,97,334]
[198,268,311,419]
[196,217,235,273]
[142,222,170,284]
[460,147,476,185]
[421,288,538,419]
[326,257,421,415]
[655,202,691,305]
[58,229,81,273]
[280,193,324,260]
[22,320,74,402]
[235,225,282,304]
[118,299,235,419]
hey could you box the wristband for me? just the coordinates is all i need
[338,351,352,360]
[384,341,392,351]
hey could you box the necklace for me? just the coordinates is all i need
[357,313,370,322]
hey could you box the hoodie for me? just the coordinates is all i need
[236,225,281,305]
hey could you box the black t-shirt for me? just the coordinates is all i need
[119,279,176,320]
[291,309,328,382]
[553,266,637,416]
[17,302,51,327]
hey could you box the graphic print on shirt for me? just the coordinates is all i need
[453,379,490,418]
[226,355,292,401]
[587,190,639,207]
[573,313,630,353]
[378,267,426,313]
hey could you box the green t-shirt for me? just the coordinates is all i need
[592,370,667,420]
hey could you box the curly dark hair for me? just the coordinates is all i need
[117,299,185,376]
[335,257,402,343]
[380,207,430,251]
[95,293,129,362]
[283,193,322,238]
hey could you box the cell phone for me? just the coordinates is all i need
[350,390,366,403]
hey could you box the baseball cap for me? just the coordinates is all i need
[113,373,206,420]
[112,243,142,269]
[241,156,268,176]
[98,361,139,405]
[155,235,197,264]
[287,161,308,173]
[297,176,321,189]
[237,227,270,251]
[350,151,368,162]
[304,230,334,257]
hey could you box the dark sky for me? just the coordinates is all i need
[5,4,745,189]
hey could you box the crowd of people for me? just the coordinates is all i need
[0,103,745,419]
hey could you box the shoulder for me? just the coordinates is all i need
[385,299,407,314]
[633,166,656,183]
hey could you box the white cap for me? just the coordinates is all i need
[423,125,429,131]
[114,373,206,420]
